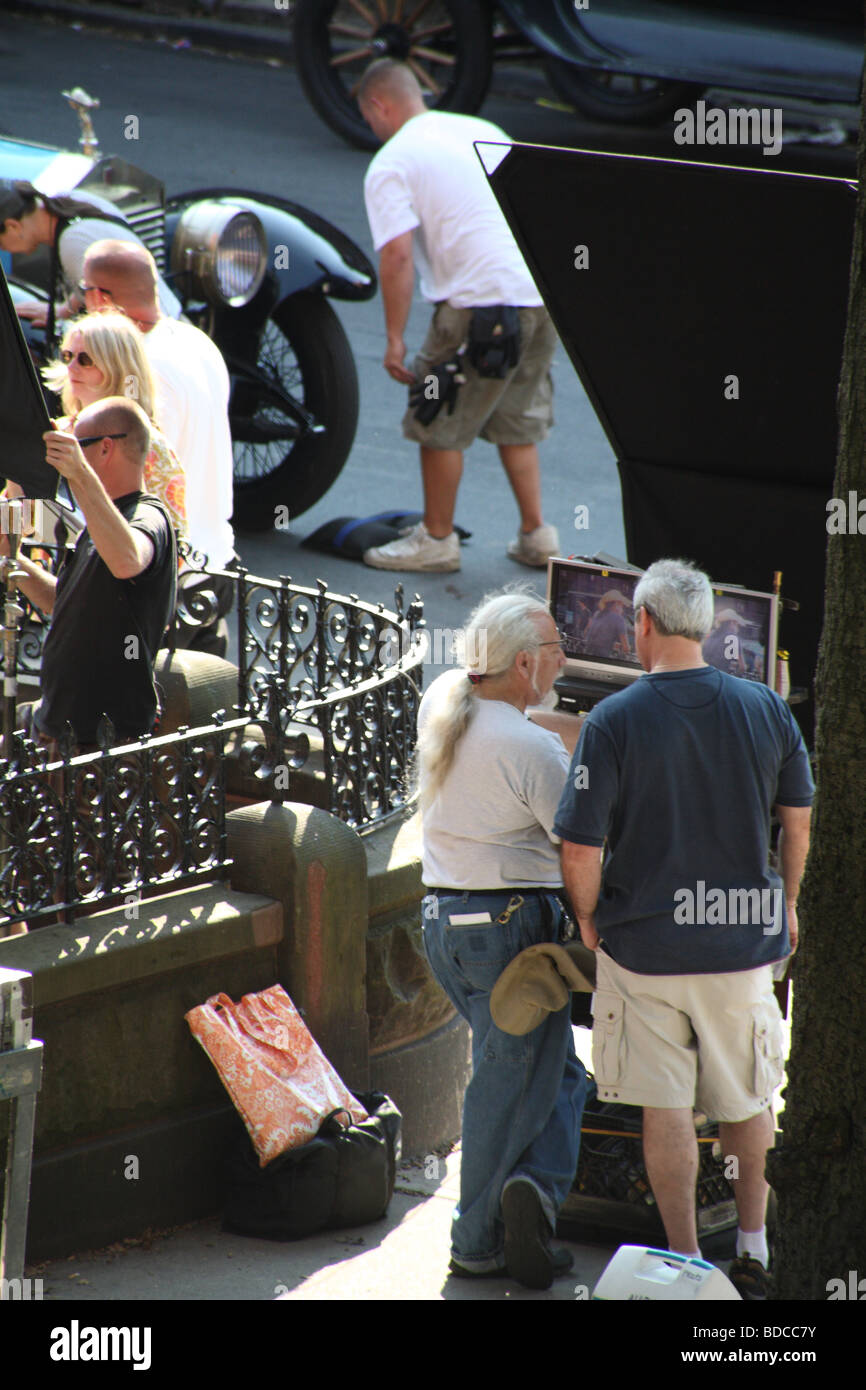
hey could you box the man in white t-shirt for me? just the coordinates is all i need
[417,591,586,1287]
[82,240,237,655]
[359,60,560,573]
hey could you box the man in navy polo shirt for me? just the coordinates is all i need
[554,559,813,1300]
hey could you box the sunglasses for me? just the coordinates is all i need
[75,432,128,449]
[61,349,100,369]
[77,281,114,300]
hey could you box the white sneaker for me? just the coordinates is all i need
[507,523,560,568]
[363,521,461,572]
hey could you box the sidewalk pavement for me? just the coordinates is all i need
[22,1143,619,1303]
[25,1028,618,1302]
[23,1025,743,1302]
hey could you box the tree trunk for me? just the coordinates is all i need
[765,23,866,1299]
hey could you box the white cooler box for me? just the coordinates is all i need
[593,1245,742,1301]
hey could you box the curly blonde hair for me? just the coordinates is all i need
[42,311,157,422]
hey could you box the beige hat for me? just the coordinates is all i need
[598,589,630,609]
[714,607,748,625]
[490,942,597,1036]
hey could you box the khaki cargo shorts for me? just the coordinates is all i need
[402,303,556,451]
[591,950,785,1122]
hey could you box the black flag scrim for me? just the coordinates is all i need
[0,261,58,498]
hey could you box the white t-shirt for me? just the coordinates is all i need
[418,670,570,889]
[363,111,543,309]
[145,318,235,569]
[57,191,183,320]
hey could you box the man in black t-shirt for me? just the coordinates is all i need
[4,397,176,745]
[554,559,813,1300]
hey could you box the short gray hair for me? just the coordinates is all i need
[633,559,714,641]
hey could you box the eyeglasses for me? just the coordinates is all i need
[76,433,128,449]
[60,349,98,369]
[538,634,566,649]
[77,282,114,300]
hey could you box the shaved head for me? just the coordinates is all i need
[83,240,159,314]
[358,59,424,108]
[358,60,427,141]
[75,395,151,467]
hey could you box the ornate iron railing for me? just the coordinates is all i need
[230,569,425,829]
[0,711,280,932]
[234,569,425,705]
[4,547,426,829]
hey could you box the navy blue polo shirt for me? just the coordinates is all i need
[553,667,814,975]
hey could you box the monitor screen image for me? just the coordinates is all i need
[549,561,643,673]
[549,558,780,694]
[703,587,777,688]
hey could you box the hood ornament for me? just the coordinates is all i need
[61,86,100,158]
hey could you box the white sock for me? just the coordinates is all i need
[736,1226,769,1268]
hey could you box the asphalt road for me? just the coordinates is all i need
[1,10,858,673]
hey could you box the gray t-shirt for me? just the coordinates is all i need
[418,670,570,889]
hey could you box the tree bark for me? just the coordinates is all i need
[765,21,866,1299]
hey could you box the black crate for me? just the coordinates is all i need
[557,1086,738,1257]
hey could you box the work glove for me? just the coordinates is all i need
[409,356,466,425]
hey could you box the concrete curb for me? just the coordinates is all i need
[6,0,294,62]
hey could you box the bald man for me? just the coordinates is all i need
[81,240,236,654]
[2,398,176,746]
[358,59,560,574]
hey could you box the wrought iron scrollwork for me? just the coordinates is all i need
[0,556,426,933]
[0,716,249,931]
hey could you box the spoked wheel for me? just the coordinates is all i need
[544,57,701,125]
[293,0,494,149]
[227,293,359,531]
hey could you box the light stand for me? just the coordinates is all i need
[1,500,28,751]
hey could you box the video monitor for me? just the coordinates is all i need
[703,584,779,690]
[548,557,780,694]
[547,558,644,688]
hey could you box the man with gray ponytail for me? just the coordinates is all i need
[418,590,587,1288]
[554,558,813,1300]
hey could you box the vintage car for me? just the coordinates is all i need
[293,0,862,148]
[0,89,377,530]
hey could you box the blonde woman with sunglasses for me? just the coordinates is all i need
[29,312,188,545]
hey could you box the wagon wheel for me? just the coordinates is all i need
[293,0,494,149]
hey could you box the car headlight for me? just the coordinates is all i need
[170,201,267,307]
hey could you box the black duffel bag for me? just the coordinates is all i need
[222,1090,402,1241]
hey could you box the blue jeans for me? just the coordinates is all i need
[423,889,587,1270]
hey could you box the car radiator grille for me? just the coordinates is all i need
[125,203,167,273]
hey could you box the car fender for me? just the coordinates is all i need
[165,189,376,320]
[500,0,863,99]
[497,0,601,66]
